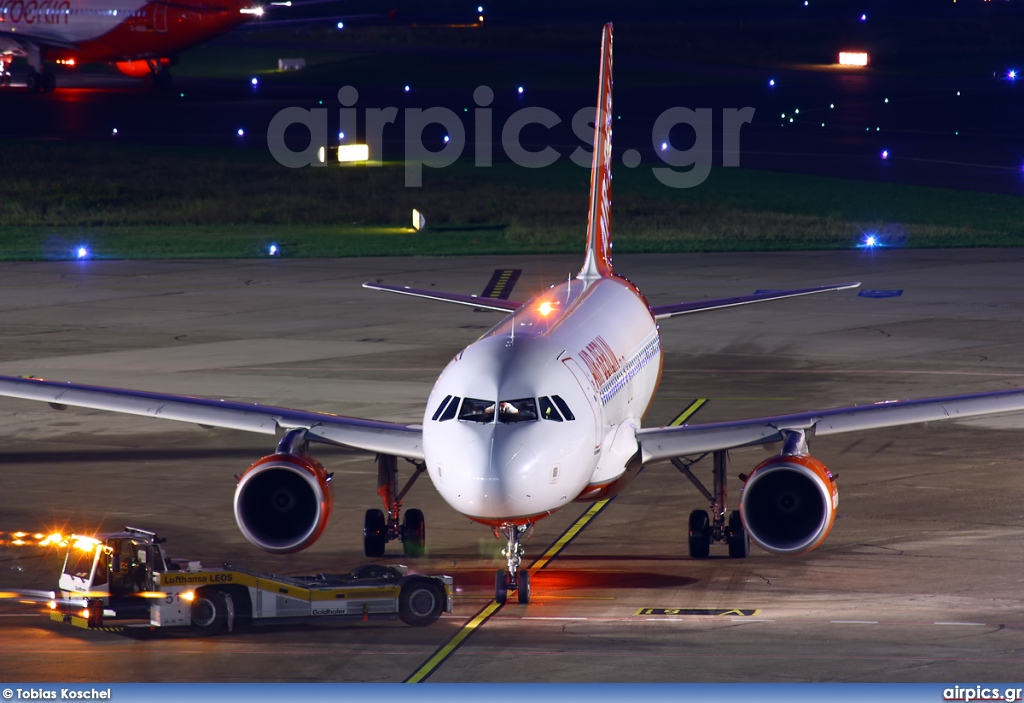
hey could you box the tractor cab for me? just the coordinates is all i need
[56,527,168,618]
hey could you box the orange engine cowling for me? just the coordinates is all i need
[233,453,334,554]
[114,59,170,78]
[739,453,838,555]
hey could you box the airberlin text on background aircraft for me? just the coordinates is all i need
[0,0,70,25]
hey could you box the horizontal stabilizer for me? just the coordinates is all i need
[650,282,861,320]
[363,282,523,313]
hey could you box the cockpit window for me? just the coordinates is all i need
[431,395,453,421]
[458,398,495,423]
[498,398,538,423]
[439,396,460,421]
[552,395,575,421]
[539,396,563,422]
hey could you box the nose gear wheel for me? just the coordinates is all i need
[494,523,533,604]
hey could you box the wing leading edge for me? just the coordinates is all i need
[650,282,861,320]
[637,387,1024,463]
[0,375,423,460]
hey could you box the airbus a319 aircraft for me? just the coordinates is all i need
[5,23,1024,604]
[0,0,260,91]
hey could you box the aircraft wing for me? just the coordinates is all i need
[363,282,524,313]
[0,374,424,460]
[0,31,77,52]
[649,282,861,320]
[637,387,1024,462]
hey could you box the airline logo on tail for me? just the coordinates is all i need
[580,23,614,281]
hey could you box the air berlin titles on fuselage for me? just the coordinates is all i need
[577,335,621,390]
[0,0,71,25]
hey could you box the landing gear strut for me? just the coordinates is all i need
[674,449,749,559]
[142,59,174,91]
[363,454,428,558]
[494,523,533,604]
[23,44,56,93]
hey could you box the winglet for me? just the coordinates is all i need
[578,22,614,282]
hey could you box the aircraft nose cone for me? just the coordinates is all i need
[430,429,553,521]
[486,439,538,516]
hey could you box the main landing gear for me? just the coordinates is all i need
[674,449,750,559]
[363,454,429,558]
[494,523,533,604]
[26,70,56,93]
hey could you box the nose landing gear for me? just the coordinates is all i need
[494,523,533,604]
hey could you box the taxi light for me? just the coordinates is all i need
[47,600,57,610]
[538,301,554,316]
[337,144,369,162]
[80,609,90,619]
[72,536,101,552]
[240,6,263,15]
[181,591,195,602]
[39,533,65,547]
[838,52,868,67]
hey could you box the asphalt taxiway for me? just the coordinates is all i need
[0,250,1023,682]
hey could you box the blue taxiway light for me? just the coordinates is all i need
[251,77,258,86]
[269,245,279,256]
[76,247,89,259]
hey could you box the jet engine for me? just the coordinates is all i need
[739,453,838,555]
[233,452,333,554]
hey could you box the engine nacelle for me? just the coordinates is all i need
[114,59,171,78]
[739,453,838,555]
[233,452,334,554]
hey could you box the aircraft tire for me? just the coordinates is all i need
[688,509,711,559]
[727,510,750,558]
[494,569,508,604]
[41,71,56,93]
[516,570,531,604]
[363,508,386,557]
[402,508,425,557]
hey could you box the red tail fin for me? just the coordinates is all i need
[578,23,614,281]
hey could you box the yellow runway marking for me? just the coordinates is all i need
[406,498,618,682]
[529,499,610,573]
[404,601,503,683]
[669,398,708,426]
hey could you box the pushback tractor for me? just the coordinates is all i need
[49,527,453,634]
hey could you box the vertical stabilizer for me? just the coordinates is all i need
[578,22,614,281]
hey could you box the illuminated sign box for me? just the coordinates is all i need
[338,144,370,162]
[838,52,869,66]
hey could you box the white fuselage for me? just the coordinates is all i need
[421,275,662,526]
